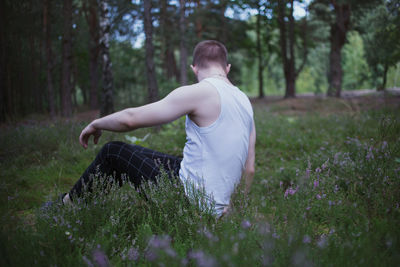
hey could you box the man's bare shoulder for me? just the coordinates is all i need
[169,80,217,100]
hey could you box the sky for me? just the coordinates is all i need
[128,1,310,48]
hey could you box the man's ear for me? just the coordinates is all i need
[226,64,231,74]
[190,65,198,75]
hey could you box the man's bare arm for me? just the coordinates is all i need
[244,119,256,194]
[222,119,256,217]
[79,85,203,148]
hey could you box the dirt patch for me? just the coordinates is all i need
[251,94,400,115]
[73,109,99,122]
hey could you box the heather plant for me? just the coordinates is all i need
[1,101,400,266]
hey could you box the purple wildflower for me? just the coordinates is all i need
[145,250,158,262]
[381,141,388,150]
[272,232,280,239]
[202,228,219,242]
[188,250,217,267]
[333,152,340,165]
[165,247,177,258]
[316,194,322,200]
[366,147,374,161]
[302,235,311,244]
[148,235,171,249]
[317,235,327,248]
[313,180,319,189]
[92,249,110,267]
[82,256,94,267]
[241,220,251,229]
[334,184,339,193]
[284,186,298,198]
[305,168,311,179]
[232,242,239,254]
[127,247,139,261]
[321,159,329,170]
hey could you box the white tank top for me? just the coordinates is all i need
[179,77,254,216]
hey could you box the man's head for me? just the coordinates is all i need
[191,40,229,71]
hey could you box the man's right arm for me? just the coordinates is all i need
[79,84,205,148]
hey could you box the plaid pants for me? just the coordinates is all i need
[69,141,182,198]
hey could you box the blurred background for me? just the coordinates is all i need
[1,0,399,121]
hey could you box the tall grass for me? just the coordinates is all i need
[1,105,399,266]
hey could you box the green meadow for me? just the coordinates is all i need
[1,96,399,266]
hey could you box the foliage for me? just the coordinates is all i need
[3,0,400,122]
[342,31,372,90]
[359,0,400,89]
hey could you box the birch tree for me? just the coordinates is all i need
[99,0,114,116]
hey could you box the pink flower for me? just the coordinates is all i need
[316,194,322,200]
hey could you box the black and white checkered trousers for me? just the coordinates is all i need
[69,141,182,198]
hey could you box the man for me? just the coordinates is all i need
[59,40,255,217]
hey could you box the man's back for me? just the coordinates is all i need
[179,77,254,216]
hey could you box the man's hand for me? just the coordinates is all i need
[79,122,102,149]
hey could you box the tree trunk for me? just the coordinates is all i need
[256,2,264,98]
[0,0,5,121]
[179,0,188,85]
[286,0,296,98]
[99,0,114,116]
[219,0,228,44]
[29,34,37,114]
[161,0,179,81]
[43,0,56,118]
[378,63,389,91]
[71,55,78,106]
[195,0,203,38]
[61,0,73,117]
[84,0,100,109]
[278,0,296,98]
[143,0,159,103]
[327,2,350,97]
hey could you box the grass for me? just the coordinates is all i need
[1,96,400,266]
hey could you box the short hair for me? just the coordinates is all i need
[192,40,228,69]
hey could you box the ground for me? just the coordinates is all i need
[1,92,399,266]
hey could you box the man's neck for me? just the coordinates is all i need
[197,66,230,83]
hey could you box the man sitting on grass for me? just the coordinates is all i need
[49,40,256,218]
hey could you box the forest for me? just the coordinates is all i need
[1,0,400,266]
[1,0,399,120]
